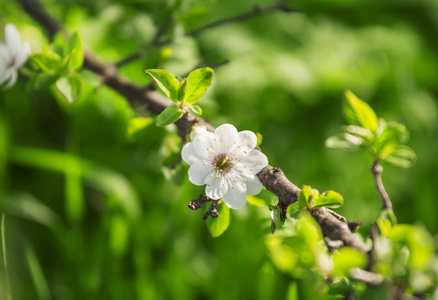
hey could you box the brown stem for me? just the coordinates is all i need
[371,160,393,214]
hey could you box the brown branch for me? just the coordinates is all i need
[371,160,393,214]
[349,268,384,285]
[20,0,369,254]
[311,207,369,253]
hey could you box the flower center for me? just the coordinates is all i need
[213,153,232,173]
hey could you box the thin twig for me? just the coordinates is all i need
[116,0,299,67]
[371,160,393,214]
[185,2,300,38]
[115,17,173,68]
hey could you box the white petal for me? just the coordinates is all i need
[205,176,228,200]
[244,175,263,195]
[0,44,11,66]
[190,125,207,140]
[214,123,238,149]
[192,131,219,158]
[237,130,257,150]
[5,24,20,55]
[239,149,268,175]
[14,42,30,68]
[222,188,247,210]
[188,161,213,186]
[5,71,17,88]
[181,142,199,165]
[0,68,13,86]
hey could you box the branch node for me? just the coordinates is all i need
[188,195,211,210]
[325,239,344,252]
[203,200,219,221]
[347,220,363,232]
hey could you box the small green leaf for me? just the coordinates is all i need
[298,185,312,208]
[333,247,368,276]
[256,133,263,147]
[345,125,374,143]
[146,69,180,101]
[271,208,284,229]
[188,104,202,116]
[31,52,62,72]
[156,105,183,127]
[325,133,362,150]
[343,90,378,133]
[184,67,214,104]
[177,78,187,101]
[64,32,83,71]
[206,201,230,237]
[383,145,416,168]
[56,74,82,103]
[33,72,59,90]
[312,190,344,209]
[372,122,409,160]
[78,69,100,86]
[287,202,302,219]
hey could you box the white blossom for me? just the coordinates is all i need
[0,24,30,87]
[182,123,268,209]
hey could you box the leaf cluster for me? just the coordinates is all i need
[146,68,213,126]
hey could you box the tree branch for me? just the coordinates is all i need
[371,160,393,214]
[19,0,369,254]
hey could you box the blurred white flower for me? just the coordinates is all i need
[182,123,268,209]
[0,23,30,87]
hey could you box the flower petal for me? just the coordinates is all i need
[190,125,207,140]
[5,24,20,55]
[205,176,228,200]
[192,131,219,159]
[188,161,213,186]
[14,42,30,68]
[214,123,238,149]
[222,188,247,210]
[239,149,268,175]
[237,130,257,150]
[244,175,263,195]
[181,142,199,165]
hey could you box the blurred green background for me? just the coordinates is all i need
[1,0,438,299]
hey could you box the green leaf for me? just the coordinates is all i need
[325,133,363,150]
[345,125,374,143]
[188,104,202,116]
[146,69,180,101]
[33,72,59,90]
[312,190,344,209]
[64,32,83,71]
[184,67,214,104]
[383,145,416,168]
[177,78,187,101]
[372,121,409,160]
[256,132,263,147]
[156,105,183,127]
[298,185,312,208]
[271,208,284,229]
[333,247,368,277]
[56,74,83,103]
[206,201,230,237]
[343,90,378,133]
[31,52,62,72]
[78,69,100,86]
